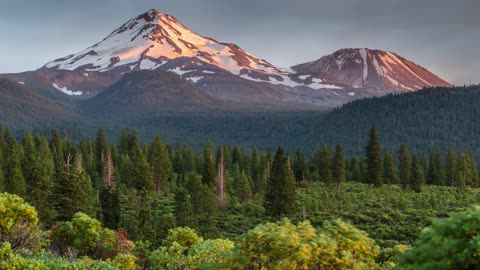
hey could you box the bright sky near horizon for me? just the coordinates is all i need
[0,0,478,85]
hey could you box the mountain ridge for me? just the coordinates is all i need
[0,8,453,114]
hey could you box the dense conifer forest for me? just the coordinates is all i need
[2,124,480,269]
[13,85,480,159]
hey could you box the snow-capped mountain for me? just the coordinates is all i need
[42,9,339,91]
[2,9,451,108]
[292,48,452,92]
[43,10,278,74]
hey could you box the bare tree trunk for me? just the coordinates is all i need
[217,149,226,210]
[103,148,115,188]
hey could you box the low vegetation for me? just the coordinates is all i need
[1,125,480,269]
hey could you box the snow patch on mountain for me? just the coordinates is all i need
[186,76,204,83]
[52,83,83,96]
[359,48,368,81]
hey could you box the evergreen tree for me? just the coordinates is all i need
[186,173,204,227]
[468,155,479,187]
[174,186,195,228]
[182,146,196,174]
[202,140,216,187]
[332,144,345,189]
[383,152,399,184]
[100,184,120,229]
[30,137,56,226]
[198,185,219,238]
[427,149,445,185]
[420,153,429,178]
[292,150,306,182]
[455,153,471,189]
[173,140,184,174]
[131,147,154,191]
[49,130,65,183]
[3,128,16,154]
[136,188,155,242]
[216,148,227,209]
[5,144,26,197]
[318,146,332,186]
[410,155,424,193]
[95,128,108,180]
[365,125,383,186]
[399,144,411,190]
[350,157,364,183]
[149,136,173,194]
[56,153,94,220]
[119,154,134,187]
[264,147,296,220]
[21,132,36,192]
[235,170,253,203]
[446,148,457,187]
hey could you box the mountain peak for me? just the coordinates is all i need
[42,9,282,77]
[292,48,451,91]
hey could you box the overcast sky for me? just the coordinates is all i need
[0,0,478,84]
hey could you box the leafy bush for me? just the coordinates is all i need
[149,227,233,270]
[0,193,45,253]
[50,212,134,260]
[227,218,379,269]
[395,205,480,270]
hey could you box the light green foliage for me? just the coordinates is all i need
[298,182,480,249]
[164,227,203,248]
[319,219,379,269]
[149,227,233,270]
[0,193,42,252]
[228,218,379,270]
[0,242,133,270]
[108,253,137,270]
[396,206,480,270]
[378,244,411,269]
[51,212,133,260]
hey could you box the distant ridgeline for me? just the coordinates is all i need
[312,84,480,157]
[4,85,480,157]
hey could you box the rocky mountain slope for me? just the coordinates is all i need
[292,48,452,92]
[0,9,453,116]
[0,78,73,124]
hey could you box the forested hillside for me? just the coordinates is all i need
[313,85,480,156]
[4,84,480,158]
[1,125,480,269]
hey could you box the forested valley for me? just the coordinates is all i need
[1,124,480,269]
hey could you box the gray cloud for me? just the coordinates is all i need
[0,0,478,84]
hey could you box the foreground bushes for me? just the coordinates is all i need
[227,219,379,270]
[396,205,480,270]
[4,192,480,269]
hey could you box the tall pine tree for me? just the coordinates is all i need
[332,145,345,190]
[149,136,173,194]
[202,140,216,187]
[399,144,411,190]
[410,155,424,193]
[446,148,457,187]
[264,146,296,220]
[365,125,383,186]
[30,136,56,226]
[5,144,26,197]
